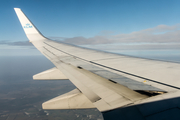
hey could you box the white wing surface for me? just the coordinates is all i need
[14,8,180,120]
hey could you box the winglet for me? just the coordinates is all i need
[14,8,46,41]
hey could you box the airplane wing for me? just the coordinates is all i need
[14,8,180,120]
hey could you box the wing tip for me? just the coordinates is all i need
[14,8,21,11]
[14,7,46,41]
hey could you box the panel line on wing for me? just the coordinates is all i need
[52,55,165,92]
[90,62,180,90]
[43,41,178,90]
[43,47,57,56]
[44,42,90,61]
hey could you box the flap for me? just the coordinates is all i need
[42,89,95,109]
[33,67,68,80]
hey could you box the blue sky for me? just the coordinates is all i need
[0,0,180,58]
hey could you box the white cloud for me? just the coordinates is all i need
[112,24,180,43]
[1,24,180,51]
[49,24,180,45]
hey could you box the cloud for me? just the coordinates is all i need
[112,24,180,43]
[49,24,180,45]
[1,24,180,51]
[57,36,111,45]
[84,43,180,51]
[0,41,33,46]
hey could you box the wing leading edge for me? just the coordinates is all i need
[14,8,180,119]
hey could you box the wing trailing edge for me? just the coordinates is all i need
[42,89,95,109]
[33,67,68,80]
